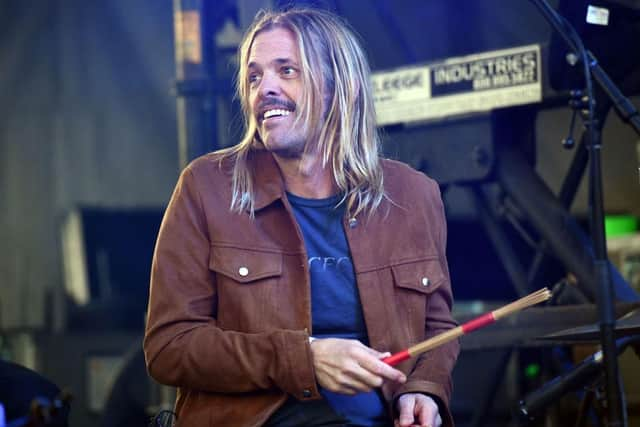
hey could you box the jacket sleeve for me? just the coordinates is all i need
[142,166,320,400]
[392,178,460,427]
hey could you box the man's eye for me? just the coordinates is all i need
[281,66,297,76]
[248,74,261,85]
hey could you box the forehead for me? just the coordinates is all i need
[248,27,299,66]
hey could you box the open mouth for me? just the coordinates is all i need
[263,109,292,121]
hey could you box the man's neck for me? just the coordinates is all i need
[273,152,337,199]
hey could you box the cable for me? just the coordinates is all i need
[149,410,177,427]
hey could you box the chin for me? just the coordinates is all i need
[263,139,306,159]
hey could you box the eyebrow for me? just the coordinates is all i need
[247,58,299,69]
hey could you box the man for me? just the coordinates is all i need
[144,7,459,427]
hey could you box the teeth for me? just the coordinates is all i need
[263,109,291,119]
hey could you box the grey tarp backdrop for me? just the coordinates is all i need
[1,0,178,329]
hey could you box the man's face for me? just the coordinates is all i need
[247,27,307,158]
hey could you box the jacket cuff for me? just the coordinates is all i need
[277,329,321,401]
[392,379,454,427]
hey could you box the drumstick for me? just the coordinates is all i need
[382,287,552,366]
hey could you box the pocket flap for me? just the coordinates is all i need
[391,258,445,294]
[209,245,283,283]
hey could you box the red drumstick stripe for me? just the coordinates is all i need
[461,312,496,333]
[382,350,410,366]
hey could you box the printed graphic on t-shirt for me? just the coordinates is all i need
[308,256,352,273]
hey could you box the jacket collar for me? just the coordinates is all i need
[247,148,287,212]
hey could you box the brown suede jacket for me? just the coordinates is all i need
[143,149,459,426]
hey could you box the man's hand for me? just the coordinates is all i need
[310,338,406,395]
[395,393,442,427]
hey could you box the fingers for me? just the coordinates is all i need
[310,338,406,395]
[345,342,407,386]
[396,394,418,427]
[357,350,406,384]
[415,395,440,427]
[395,393,442,427]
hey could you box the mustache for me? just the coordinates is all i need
[257,98,296,113]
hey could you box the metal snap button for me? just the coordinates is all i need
[421,277,429,286]
[302,389,312,398]
[238,267,249,277]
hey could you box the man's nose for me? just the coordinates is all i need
[258,71,280,97]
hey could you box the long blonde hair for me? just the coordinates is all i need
[221,7,384,217]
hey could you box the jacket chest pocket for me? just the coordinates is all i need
[391,257,445,296]
[209,245,285,331]
[209,245,283,283]
[389,257,446,341]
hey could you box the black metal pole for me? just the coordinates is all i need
[173,0,216,170]
[528,1,636,425]
[590,123,624,427]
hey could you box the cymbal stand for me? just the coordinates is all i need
[575,383,601,427]
[529,1,640,425]
[517,336,639,426]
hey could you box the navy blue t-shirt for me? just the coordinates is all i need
[288,192,389,427]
